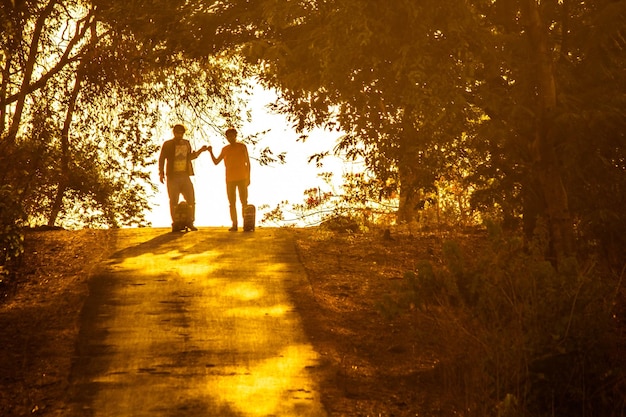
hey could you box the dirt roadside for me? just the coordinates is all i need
[0,227,441,416]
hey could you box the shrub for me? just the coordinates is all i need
[319,214,361,233]
[391,227,626,416]
[0,185,26,280]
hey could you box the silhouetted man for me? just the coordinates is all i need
[208,128,250,231]
[158,124,207,231]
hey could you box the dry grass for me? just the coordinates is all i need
[4,226,620,416]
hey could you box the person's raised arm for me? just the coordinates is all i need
[191,145,208,159]
[207,146,224,165]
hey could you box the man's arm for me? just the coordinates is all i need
[207,146,224,165]
[244,144,251,184]
[190,145,208,160]
[158,142,168,183]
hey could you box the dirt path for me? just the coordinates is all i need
[62,228,327,417]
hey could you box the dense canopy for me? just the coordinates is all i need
[1,1,625,415]
[1,0,624,254]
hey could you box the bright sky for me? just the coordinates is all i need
[146,86,354,228]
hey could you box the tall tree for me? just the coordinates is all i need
[469,0,626,262]
[239,0,483,222]
[2,0,58,145]
[229,0,625,263]
[0,0,248,228]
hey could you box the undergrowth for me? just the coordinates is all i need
[383,223,626,417]
[0,185,25,283]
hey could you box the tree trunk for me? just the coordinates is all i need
[47,19,93,227]
[523,0,575,262]
[397,162,418,224]
[0,43,13,135]
[396,114,421,224]
[522,176,544,248]
[4,0,58,145]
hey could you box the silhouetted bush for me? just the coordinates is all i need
[0,185,25,280]
[387,225,626,416]
[319,214,361,233]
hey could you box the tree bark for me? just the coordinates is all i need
[523,0,575,261]
[47,71,81,227]
[396,112,420,224]
[47,17,95,227]
[397,162,418,224]
[0,40,14,135]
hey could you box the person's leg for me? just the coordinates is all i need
[179,177,196,222]
[226,181,238,230]
[237,180,248,208]
[167,178,182,223]
[238,181,252,230]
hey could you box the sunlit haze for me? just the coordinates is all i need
[146,86,353,228]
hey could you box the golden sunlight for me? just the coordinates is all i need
[69,228,326,416]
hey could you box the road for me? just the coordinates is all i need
[65,228,327,417]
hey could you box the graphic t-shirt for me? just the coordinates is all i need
[173,143,188,173]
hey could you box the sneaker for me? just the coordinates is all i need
[188,225,198,231]
[228,226,238,232]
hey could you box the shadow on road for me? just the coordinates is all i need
[67,228,327,417]
[108,231,186,261]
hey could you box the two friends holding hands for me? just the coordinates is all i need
[158,125,250,231]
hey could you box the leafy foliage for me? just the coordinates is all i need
[230,0,626,263]
[260,170,399,228]
[1,0,249,229]
[384,225,626,416]
[0,185,25,276]
[241,0,485,223]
